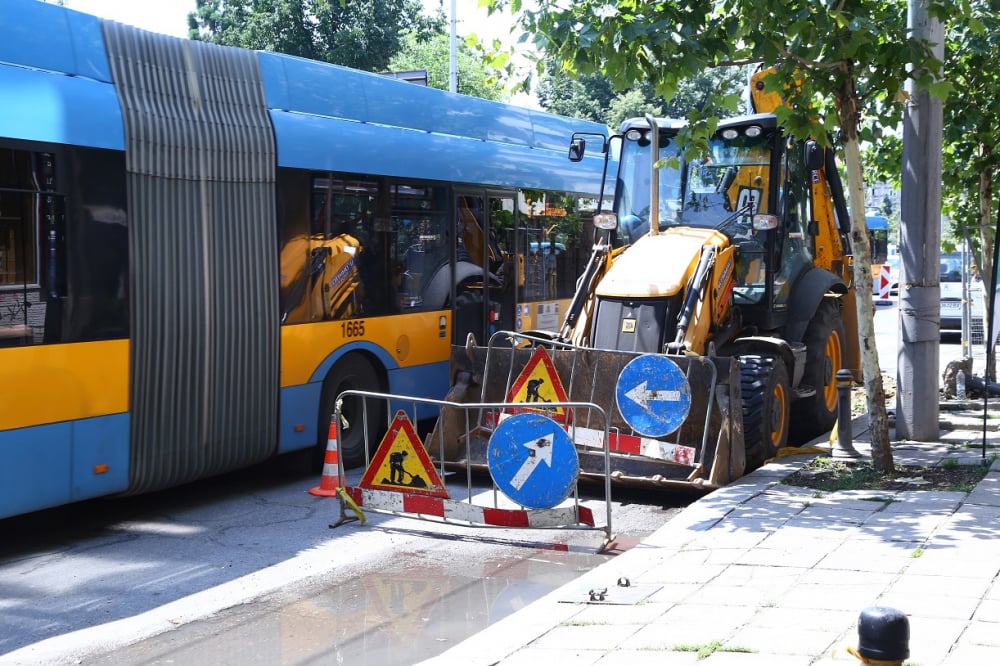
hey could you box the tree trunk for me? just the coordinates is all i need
[979,157,996,380]
[841,135,894,472]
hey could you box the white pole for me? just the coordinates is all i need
[449,0,458,93]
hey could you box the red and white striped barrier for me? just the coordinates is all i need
[878,264,891,300]
[485,412,697,466]
[343,486,594,528]
[572,426,697,465]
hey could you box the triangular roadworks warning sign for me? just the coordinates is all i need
[505,346,572,424]
[359,411,449,498]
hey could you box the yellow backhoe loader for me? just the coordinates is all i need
[429,71,860,491]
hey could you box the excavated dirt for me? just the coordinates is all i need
[850,373,896,417]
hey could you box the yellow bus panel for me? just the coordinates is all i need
[279,311,452,387]
[0,340,130,430]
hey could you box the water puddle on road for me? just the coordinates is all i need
[90,540,622,666]
[278,550,607,664]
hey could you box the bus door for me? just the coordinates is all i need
[453,189,516,345]
[510,192,574,334]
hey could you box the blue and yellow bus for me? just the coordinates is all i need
[0,0,613,519]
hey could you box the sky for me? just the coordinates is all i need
[59,0,520,45]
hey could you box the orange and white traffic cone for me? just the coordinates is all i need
[309,420,342,497]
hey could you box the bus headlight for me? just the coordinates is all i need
[593,212,619,230]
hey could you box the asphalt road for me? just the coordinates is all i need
[873,299,975,379]
[0,458,691,666]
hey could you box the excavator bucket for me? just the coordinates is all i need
[428,331,746,492]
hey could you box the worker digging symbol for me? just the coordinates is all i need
[384,449,428,489]
[504,346,572,425]
[525,377,551,403]
[358,410,449,497]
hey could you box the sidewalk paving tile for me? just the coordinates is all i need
[785,504,879,526]
[965,473,1000,505]
[531,623,643,651]
[571,603,669,626]
[960,618,1000,647]
[815,539,923,573]
[770,520,861,537]
[593,649,702,665]
[857,511,955,541]
[628,620,739,651]
[693,652,814,665]
[877,589,982,619]
[942,644,1000,665]
[735,543,828,569]
[879,490,966,511]
[900,617,967,665]
[748,607,856,630]
[725,624,841,657]
[775,581,886,612]
[495,647,603,666]
[904,550,1000,579]
[884,571,991,599]
[682,529,770,551]
[692,566,806,607]
[635,562,727,585]
[795,494,899,511]
[645,582,702,604]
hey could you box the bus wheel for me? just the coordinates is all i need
[318,355,384,470]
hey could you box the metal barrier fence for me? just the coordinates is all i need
[325,390,615,549]
[438,330,742,490]
[476,330,719,471]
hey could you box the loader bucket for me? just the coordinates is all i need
[427,331,746,492]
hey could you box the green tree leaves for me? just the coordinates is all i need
[188,0,437,73]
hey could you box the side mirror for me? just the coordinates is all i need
[804,140,824,171]
[568,137,586,162]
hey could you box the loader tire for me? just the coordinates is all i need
[317,354,384,470]
[740,354,790,471]
[451,282,487,346]
[789,299,845,444]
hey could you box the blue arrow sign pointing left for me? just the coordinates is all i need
[615,355,692,437]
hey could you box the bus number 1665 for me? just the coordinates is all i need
[341,320,366,338]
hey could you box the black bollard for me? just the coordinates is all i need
[848,606,910,664]
[833,368,861,458]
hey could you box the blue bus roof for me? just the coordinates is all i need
[1,0,613,194]
[0,0,124,150]
[866,214,889,230]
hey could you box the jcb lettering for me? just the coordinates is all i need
[341,320,366,338]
